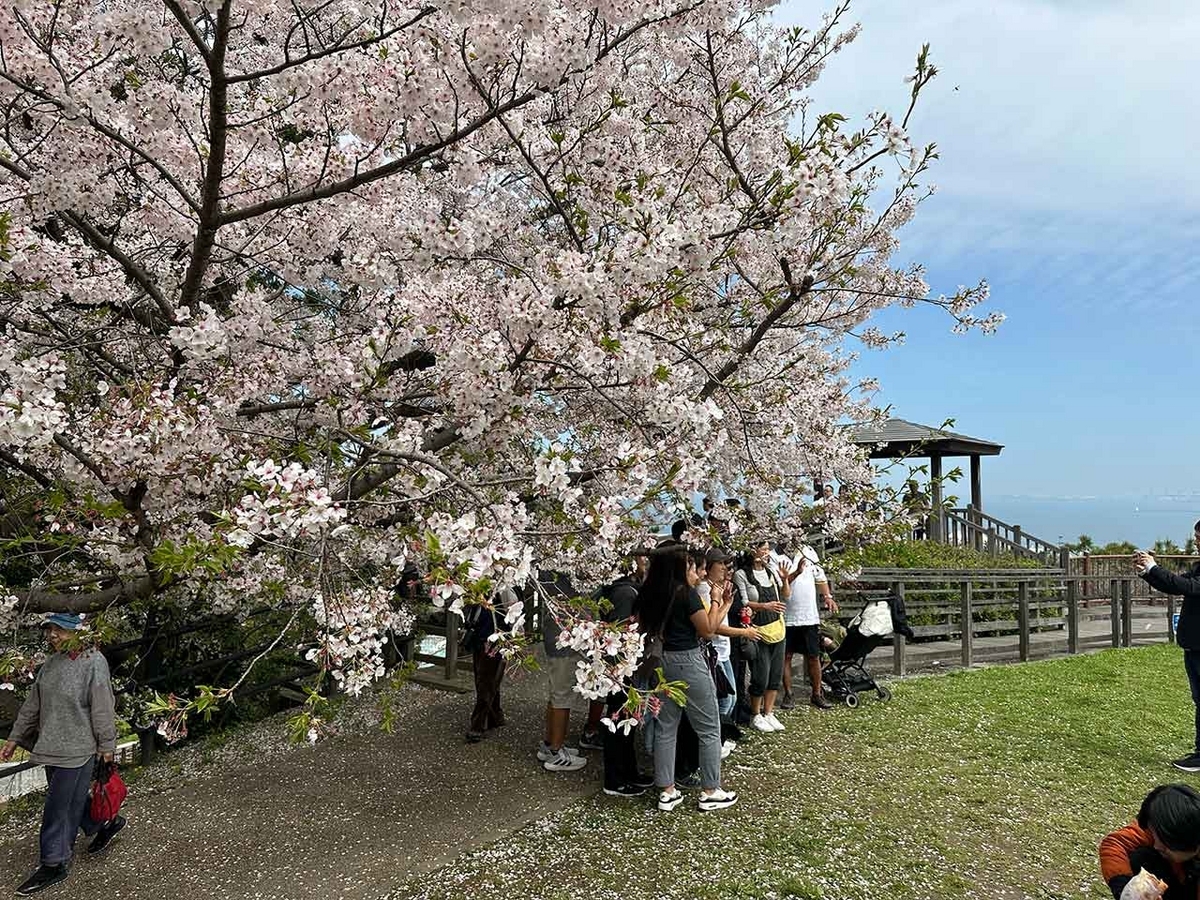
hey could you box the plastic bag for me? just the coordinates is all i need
[1120,868,1168,900]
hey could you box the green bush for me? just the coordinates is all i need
[835,540,1047,573]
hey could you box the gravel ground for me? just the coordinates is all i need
[0,664,599,900]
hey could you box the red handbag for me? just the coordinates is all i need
[89,760,127,823]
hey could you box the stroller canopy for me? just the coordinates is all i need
[853,600,894,638]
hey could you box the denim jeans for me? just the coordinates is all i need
[717,656,737,721]
[655,647,722,791]
[41,758,100,865]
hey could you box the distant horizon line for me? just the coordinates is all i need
[991,493,1200,505]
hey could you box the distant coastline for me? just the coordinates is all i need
[986,495,1199,550]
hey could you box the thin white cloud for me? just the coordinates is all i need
[781,0,1200,214]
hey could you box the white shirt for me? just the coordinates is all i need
[786,555,828,627]
[698,581,734,662]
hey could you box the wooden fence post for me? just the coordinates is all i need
[138,727,158,765]
[1067,579,1079,654]
[989,528,998,558]
[444,611,459,681]
[892,581,907,676]
[1082,554,1091,599]
[1109,580,1120,648]
[1121,580,1133,648]
[1168,595,1177,644]
[960,582,973,668]
[1017,581,1030,662]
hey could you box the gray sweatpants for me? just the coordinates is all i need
[654,648,722,791]
[41,758,100,865]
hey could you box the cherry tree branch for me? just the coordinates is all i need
[226,6,437,84]
[178,1,232,312]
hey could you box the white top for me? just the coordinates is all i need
[785,554,828,627]
[697,582,733,662]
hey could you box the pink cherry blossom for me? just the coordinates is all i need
[0,0,995,721]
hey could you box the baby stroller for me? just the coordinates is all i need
[821,594,915,708]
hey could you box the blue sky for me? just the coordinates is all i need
[779,0,1200,502]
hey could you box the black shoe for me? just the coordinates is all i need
[16,864,69,896]
[602,783,647,798]
[465,730,484,744]
[87,815,126,854]
[778,692,796,710]
[677,771,702,789]
[811,694,834,710]
[578,730,604,751]
[1172,753,1200,773]
[628,773,655,790]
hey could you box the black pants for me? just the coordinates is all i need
[1186,649,1200,754]
[602,692,639,790]
[41,758,101,866]
[748,640,785,697]
[469,649,507,733]
[675,712,699,780]
[731,642,754,725]
[1127,847,1193,900]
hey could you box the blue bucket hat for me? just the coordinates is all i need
[41,613,84,631]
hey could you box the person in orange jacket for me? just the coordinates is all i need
[1099,784,1200,898]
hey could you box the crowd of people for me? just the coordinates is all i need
[6,515,1200,892]
[464,514,844,815]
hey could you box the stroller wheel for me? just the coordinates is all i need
[876,686,893,703]
[844,692,859,709]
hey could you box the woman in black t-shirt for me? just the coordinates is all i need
[635,545,738,813]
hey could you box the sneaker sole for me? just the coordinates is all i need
[17,874,69,896]
[89,824,125,854]
[603,788,646,797]
[657,796,684,812]
[1172,763,1200,772]
[699,797,739,812]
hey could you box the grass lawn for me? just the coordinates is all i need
[397,644,1197,900]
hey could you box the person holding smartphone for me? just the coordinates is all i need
[1135,527,1200,772]
[638,546,738,812]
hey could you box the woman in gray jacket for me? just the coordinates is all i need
[1,613,125,896]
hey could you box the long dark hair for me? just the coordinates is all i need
[634,547,690,637]
[1138,783,1200,851]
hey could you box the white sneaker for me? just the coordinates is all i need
[752,714,773,733]
[720,740,735,759]
[543,748,587,772]
[698,788,739,811]
[766,713,786,732]
[537,743,583,762]
[658,788,684,812]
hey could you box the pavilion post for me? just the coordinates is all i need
[929,454,944,542]
[969,454,982,512]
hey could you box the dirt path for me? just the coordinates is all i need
[0,669,597,900]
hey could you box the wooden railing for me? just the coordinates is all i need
[842,568,1179,676]
[941,506,1065,566]
[1068,554,1199,600]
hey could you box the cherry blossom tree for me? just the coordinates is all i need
[0,0,994,726]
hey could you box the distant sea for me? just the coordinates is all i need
[986,495,1200,550]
